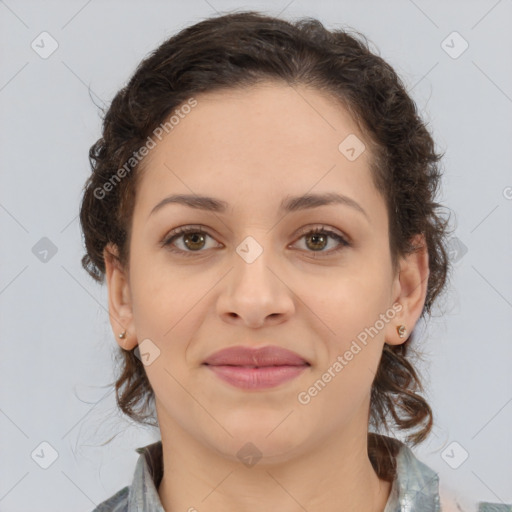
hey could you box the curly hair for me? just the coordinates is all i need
[79,10,453,481]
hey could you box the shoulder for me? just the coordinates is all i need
[90,485,129,512]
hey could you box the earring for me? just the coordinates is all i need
[397,325,407,338]
[118,330,127,339]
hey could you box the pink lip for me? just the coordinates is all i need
[203,345,310,390]
[203,345,309,366]
[206,365,308,389]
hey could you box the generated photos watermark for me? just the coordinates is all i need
[297,302,403,405]
[93,97,198,200]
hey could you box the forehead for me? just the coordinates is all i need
[134,82,384,222]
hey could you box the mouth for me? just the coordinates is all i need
[202,345,310,390]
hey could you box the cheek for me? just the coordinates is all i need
[129,247,195,327]
[312,270,392,338]
[306,270,391,389]
[129,259,207,362]
[303,289,387,414]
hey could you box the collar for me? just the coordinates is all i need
[383,440,440,511]
[127,441,165,511]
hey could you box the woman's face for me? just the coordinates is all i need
[105,82,427,462]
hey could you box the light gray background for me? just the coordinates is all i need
[1,0,511,510]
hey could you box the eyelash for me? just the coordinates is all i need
[161,225,350,258]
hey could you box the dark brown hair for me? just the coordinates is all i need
[79,10,453,480]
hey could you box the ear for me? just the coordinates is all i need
[385,234,429,346]
[103,242,138,350]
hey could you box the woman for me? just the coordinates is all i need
[79,10,499,511]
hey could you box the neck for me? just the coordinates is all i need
[157,420,392,512]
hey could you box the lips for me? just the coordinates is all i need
[203,345,309,367]
[202,345,310,390]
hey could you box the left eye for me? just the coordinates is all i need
[294,227,350,254]
[161,225,350,256]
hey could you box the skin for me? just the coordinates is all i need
[103,82,429,512]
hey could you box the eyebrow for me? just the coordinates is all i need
[148,192,369,221]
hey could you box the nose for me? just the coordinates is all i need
[216,242,295,328]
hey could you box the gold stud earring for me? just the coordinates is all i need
[397,325,407,338]
[118,331,127,339]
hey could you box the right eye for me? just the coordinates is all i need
[161,225,222,256]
